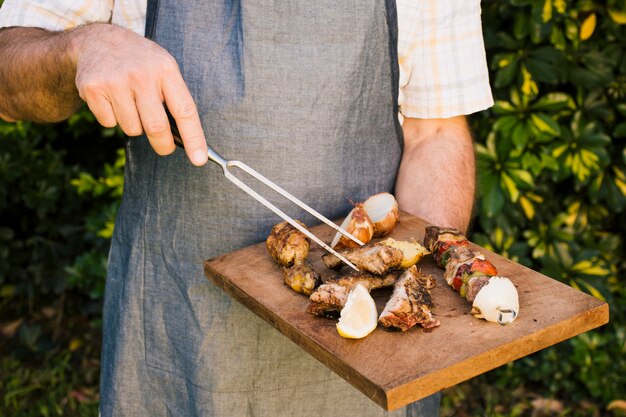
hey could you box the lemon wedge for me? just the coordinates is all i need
[383,238,429,269]
[336,284,378,339]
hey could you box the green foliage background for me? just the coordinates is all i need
[0,0,625,416]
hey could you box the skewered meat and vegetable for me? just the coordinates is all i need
[424,226,519,324]
[283,261,322,296]
[307,271,400,318]
[266,220,310,267]
[378,266,439,331]
[443,247,497,297]
[322,242,404,274]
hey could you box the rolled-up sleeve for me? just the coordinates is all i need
[0,0,146,35]
[0,0,114,31]
[397,0,494,119]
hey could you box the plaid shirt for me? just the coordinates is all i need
[0,0,493,119]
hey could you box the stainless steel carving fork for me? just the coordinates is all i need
[167,112,363,271]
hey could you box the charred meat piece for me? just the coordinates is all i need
[283,261,322,296]
[378,266,439,331]
[322,243,403,274]
[423,226,469,268]
[266,221,309,267]
[306,271,399,318]
[423,226,464,251]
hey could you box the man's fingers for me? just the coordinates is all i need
[84,94,117,128]
[110,91,144,137]
[163,75,207,166]
[136,93,176,156]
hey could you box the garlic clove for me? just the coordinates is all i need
[330,203,374,250]
[362,192,399,237]
[471,276,519,324]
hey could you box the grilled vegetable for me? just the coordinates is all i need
[266,220,309,267]
[283,261,322,296]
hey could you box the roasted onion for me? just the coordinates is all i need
[471,277,519,324]
[330,203,374,250]
[362,192,399,237]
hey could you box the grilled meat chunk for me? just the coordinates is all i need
[322,243,403,274]
[306,271,399,318]
[378,266,439,331]
[283,261,322,296]
[423,226,469,267]
[465,274,491,303]
[423,226,464,251]
[266,221,309,267]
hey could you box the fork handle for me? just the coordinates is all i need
[165,108,185,149]
[164,107,227,167]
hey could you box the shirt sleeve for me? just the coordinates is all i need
[0,0,114,32]
[397,0,494,119]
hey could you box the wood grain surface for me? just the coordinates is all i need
[203,211,609,411]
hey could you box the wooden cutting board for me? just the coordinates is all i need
[203,211,608,411]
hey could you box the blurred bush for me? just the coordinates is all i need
[449,0,626,415]
[0,111,122,416]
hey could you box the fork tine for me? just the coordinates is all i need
[166,111,361,269]
[228,161,365,247]
[222,166,360,271]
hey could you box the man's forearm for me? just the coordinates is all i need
[0,27,82,122]
[395,117,475,233]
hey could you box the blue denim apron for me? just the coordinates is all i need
[99,0,439,415]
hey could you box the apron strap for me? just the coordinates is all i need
[145,0,159,39]
[384,0,403,148]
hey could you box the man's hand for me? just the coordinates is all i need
[0,24,208,166]
[395,116,475,233]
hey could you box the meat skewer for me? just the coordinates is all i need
[378,266,439,331]
[424,226,519,324]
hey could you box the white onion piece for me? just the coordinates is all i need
[471,276,519,325]
[330,204,374,249]
[362,192,399,237]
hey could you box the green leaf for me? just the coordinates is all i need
[541,153,560,171]
[526,58,559,84]
[514,13,530,39]
[480,174,505,217]
[494,61,520,88]
[550,26,566,50]
[576,279,606,301]
[512,122,529,148]
[501,172,520,202]
[493,100,518,115]
[519,195,535,219]
[614,122,626,138]
[530,112,561,136]
[491,53,518,70]
[522,152,543,175]
[508,168,535,187]
[532,92,575,111]
[493,115,519,133]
